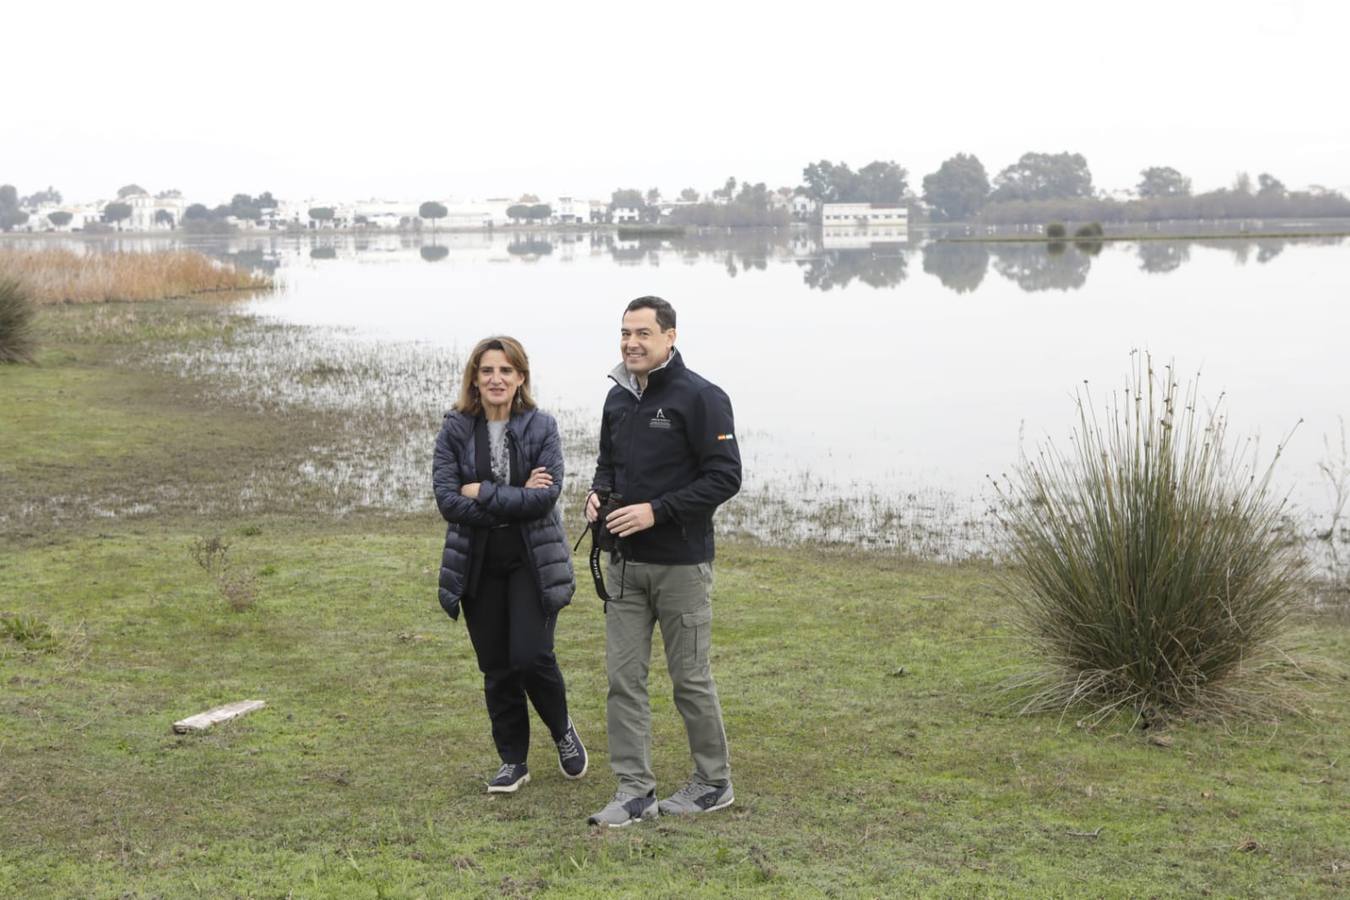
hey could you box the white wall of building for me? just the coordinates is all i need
[821,202,908,228]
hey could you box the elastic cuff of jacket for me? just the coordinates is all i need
[475,481,496,506]
[650,498,670,524]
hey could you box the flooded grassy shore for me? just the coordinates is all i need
[1,299,1348,896]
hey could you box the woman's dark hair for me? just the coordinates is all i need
[625,295,676,331]
[455,335,536,415]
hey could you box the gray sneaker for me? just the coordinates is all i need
[658,780,734,815]
[587,790,658,827]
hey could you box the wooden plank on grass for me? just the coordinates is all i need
[173,699,266,734]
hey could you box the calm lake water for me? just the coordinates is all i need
[36,229,1350,554]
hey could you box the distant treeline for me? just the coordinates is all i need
[7,150,1349,236]
[607,153,1350,227]
[917,154,1350,223]
[973,189,1350,225]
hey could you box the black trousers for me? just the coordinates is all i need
[462,549,570,765]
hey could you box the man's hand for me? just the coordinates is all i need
[606,502,655,538]
[585,490,601,523]
[524,467,553,489]
[460,482,481,499]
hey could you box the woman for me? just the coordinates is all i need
[432,335,586,793]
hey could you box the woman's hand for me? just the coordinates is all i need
[460,482,481,499]
[524,467,554,489]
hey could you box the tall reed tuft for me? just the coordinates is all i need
[0,277,38,363]
[0,248,271,304]
[995,355,1305,723]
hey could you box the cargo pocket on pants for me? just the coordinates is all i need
[679,606,713,673]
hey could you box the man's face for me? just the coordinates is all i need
[620,308,676,377]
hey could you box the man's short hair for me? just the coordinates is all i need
[625,295,676,331]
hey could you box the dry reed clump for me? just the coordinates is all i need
[188,535,260,613]
[1,612,89,667]
[0,277,38,363]
[994,354,1307,726]
[0,248,272,304]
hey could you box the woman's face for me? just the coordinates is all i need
[476,349,524,411]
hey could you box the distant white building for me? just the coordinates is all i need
[125,192,187,230]
[820,202,908,228]
[351,199,418,228]
[17,202,100,232]
[821,202,909,248]
[553,196,588,224]
[612,206,641,224]
[275,200,351,229]
[791,195,818,220]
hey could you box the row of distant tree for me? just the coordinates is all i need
[922,155,1350,223]
[602,153,1350,226]
[8,155,1350,235]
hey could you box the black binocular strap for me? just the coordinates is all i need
[573,523,621,612]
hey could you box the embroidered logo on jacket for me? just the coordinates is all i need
[649,408,672,430]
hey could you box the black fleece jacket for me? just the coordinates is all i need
[590,349,742,564]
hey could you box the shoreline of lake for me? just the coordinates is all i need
[6,218,1350,242]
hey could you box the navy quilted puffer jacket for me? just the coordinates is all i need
[432,407,575,619]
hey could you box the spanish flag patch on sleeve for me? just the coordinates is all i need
[716,433,735,441]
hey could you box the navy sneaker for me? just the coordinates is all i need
[587,790,658,827]
[556,719,588,780]
[487,763,530,793]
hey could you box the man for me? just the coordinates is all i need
[585,295,742,828]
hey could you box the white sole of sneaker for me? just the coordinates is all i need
[487,772,530,794]
[588,807,658,828]
[601,812,656,828]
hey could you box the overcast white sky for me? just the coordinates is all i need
[8,0,1348,204]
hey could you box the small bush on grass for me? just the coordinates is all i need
[1045,222,1067,239]
[0,278,37,363]
[2,614,57,651]
[995,355,1306,724]
[189,535,260,613]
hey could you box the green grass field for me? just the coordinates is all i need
[1,303,1347,898]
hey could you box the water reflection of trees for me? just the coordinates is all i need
[208,247,282,276]
[507,238,554,257]
[921,242,989,293]
[797,247,907,291]
[175,229,1339,295]
[1136,241,1190,274]
[990,242,1092,292]
[591,230,784,274]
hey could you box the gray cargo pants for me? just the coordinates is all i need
[604,553,730,795]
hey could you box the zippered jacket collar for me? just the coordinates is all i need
[606,348,684,399]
